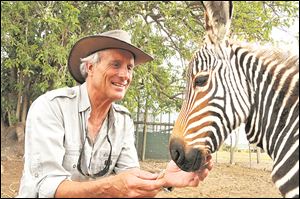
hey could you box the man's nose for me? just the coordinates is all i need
[118,67,130,78]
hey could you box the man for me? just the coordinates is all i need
[17,30,213,198]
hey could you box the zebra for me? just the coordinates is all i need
[169,1,299,198]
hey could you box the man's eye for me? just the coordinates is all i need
[112,63,120,68]
[194,75,209,87]
[127,65,133,71]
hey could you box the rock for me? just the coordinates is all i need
[15,122,25,143]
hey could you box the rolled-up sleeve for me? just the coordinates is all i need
[17,95,71,198]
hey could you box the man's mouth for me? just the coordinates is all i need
[112,81,128,88]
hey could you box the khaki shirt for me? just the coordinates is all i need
[17,83,139,198]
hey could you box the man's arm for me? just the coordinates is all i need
[55,169,164,198]
[17,94,71,198]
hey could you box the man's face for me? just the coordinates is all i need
[87,49,135,102]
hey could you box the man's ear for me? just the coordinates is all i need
[86,62,93,72]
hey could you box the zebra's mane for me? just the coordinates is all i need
[231,40,299,69]
[185,40,299,83]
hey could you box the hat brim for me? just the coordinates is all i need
[68,35,153,84]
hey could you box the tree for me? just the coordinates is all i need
[1,1,80,126]
[1,1,298,128]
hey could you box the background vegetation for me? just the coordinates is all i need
[1,1,299,127]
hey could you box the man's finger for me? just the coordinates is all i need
[135,170,159,180]
[197,168,209,181]
[207,161,214,171]
[189,176,200,187]
[136,178,165,191]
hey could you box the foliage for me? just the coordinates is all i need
[232,1,299,42]
[1,1,298,125]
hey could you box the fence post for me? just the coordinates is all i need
[135,110,140,150]
[256,147,261,164]
[249,144,252,168]
[141,107,149,161]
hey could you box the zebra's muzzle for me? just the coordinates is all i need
[169,138,207,172]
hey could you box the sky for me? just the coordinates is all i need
[271,20,299,56]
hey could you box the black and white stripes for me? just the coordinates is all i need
[172,41,299,197]
[169,2,299,197]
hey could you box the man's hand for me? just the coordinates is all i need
[55,168,165,198]
[107,168,164,198]
[159,156,213,188]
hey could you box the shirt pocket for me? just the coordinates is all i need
[63,146,81,173]
[92,149,119,175]
[30,153,43,178]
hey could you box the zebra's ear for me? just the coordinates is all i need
[202,1,233,45]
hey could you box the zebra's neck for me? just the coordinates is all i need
[231,43,299,159]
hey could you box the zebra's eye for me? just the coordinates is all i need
[194,75,209,87]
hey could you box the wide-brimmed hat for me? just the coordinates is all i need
[68,29,154,84]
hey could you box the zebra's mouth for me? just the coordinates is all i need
[169,138,210,172]
[190,149,203,171]
[196,154,212,171]
[189,152,212,172]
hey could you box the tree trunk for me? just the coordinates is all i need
[21,93,28,123]
[21,76,30,123]
[15,91,22,122]
[7,111,11,127]
[15,70,23,123]
[1,116,6,131]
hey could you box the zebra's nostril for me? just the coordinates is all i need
[171,148,184,165]
[169,138,205,172]
[169,138,185,166]
[172,150,179,161]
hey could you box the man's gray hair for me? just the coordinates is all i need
[79,51,101,79]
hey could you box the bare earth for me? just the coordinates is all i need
[1,131,281,198]
[140,160,281,198]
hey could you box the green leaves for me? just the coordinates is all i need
[232,1,298,42]
[1,1,298,124]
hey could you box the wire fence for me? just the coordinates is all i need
[133,113,270,169]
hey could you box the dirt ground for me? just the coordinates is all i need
[140,160,281,198]
[1,128,282,198]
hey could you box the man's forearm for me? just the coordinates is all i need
[55,175,121,198]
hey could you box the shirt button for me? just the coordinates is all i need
[73,164,76,168]
[34,173,39,178]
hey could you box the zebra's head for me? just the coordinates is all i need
[169,1,241,172]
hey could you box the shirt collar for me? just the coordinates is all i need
[78,82,116,125]
[78,82,90,112]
